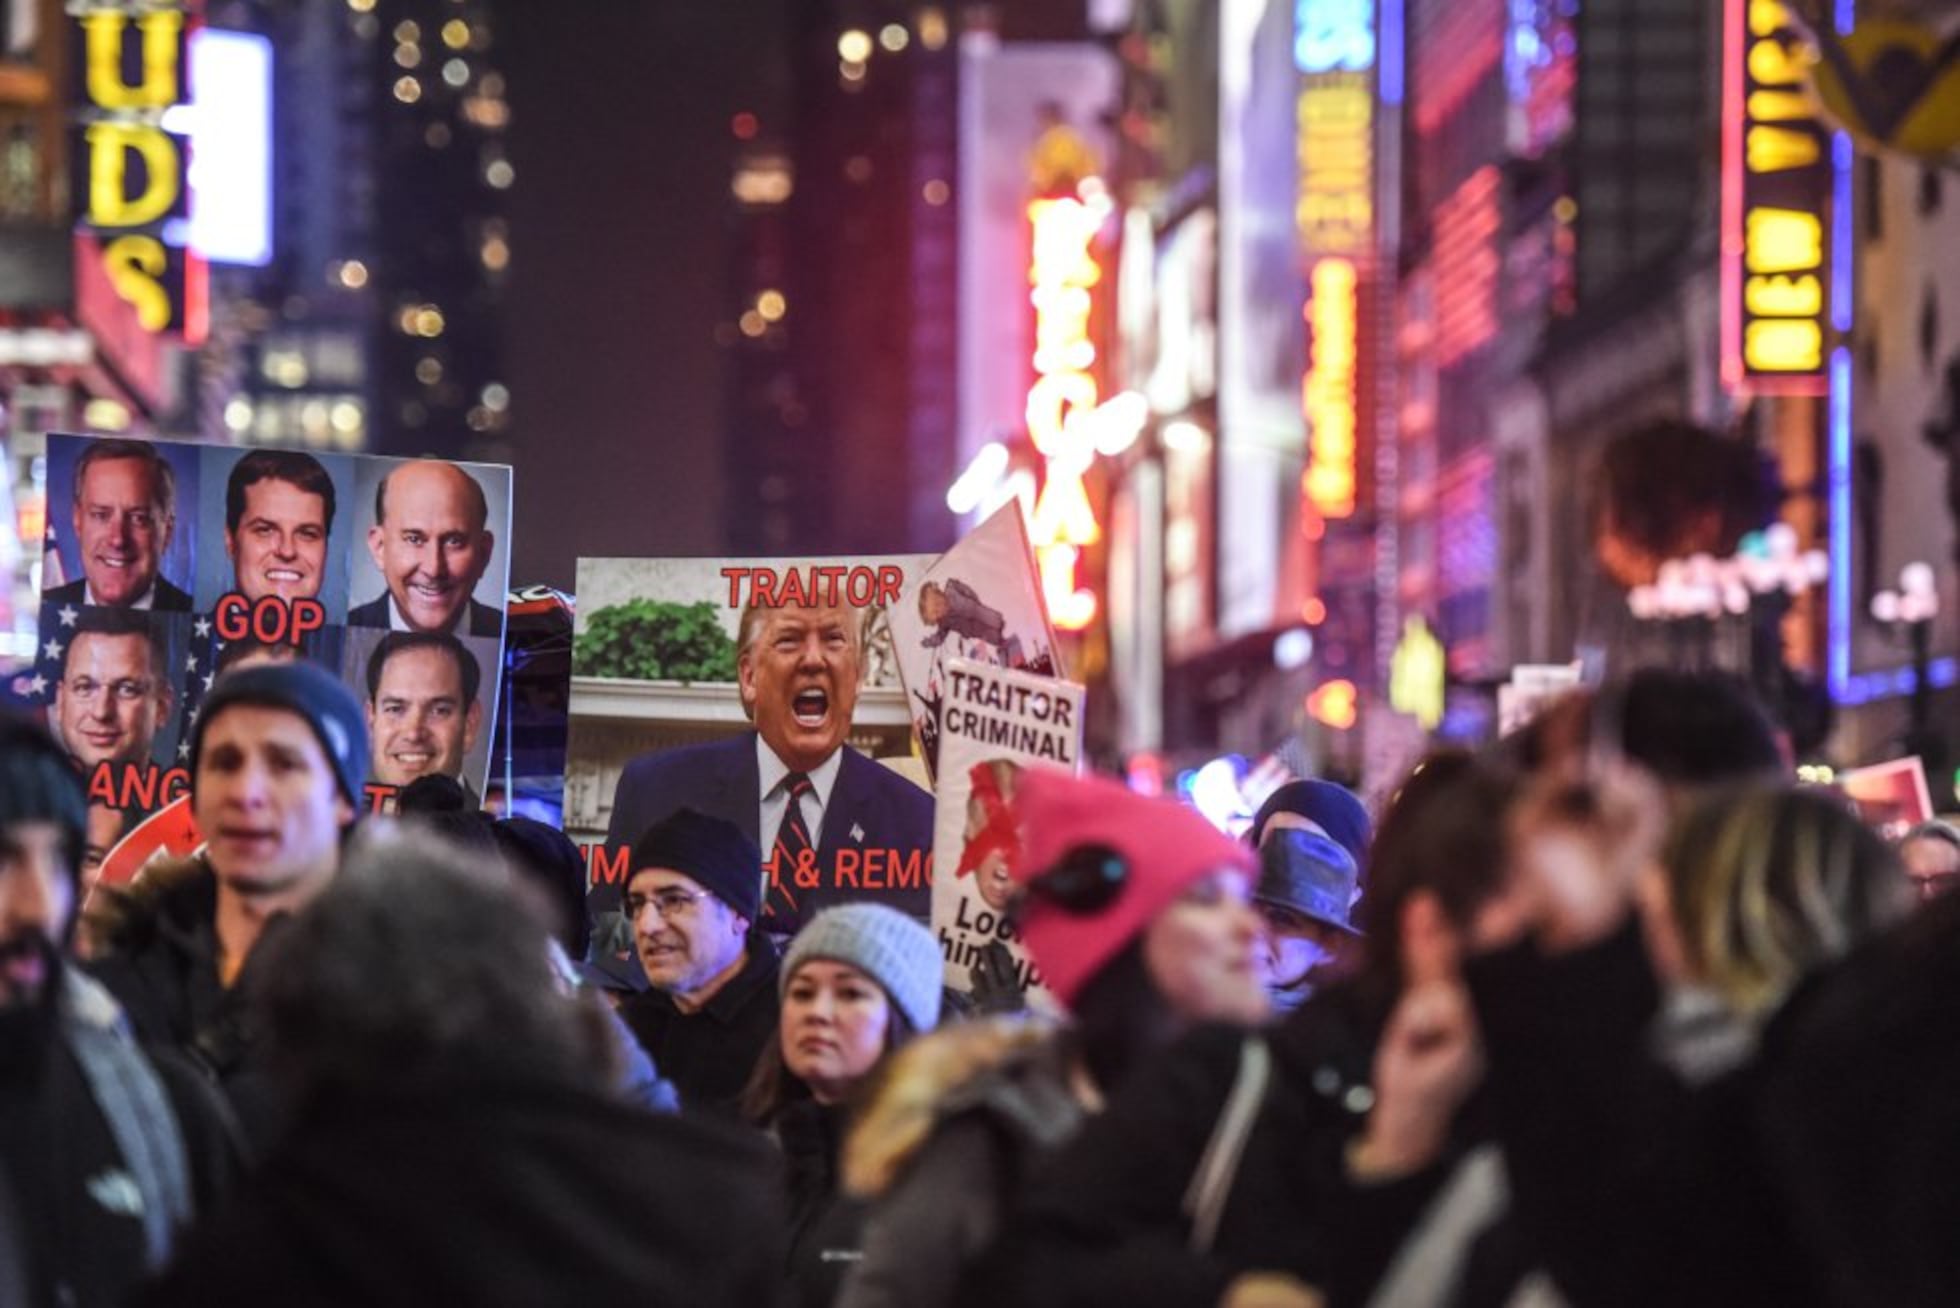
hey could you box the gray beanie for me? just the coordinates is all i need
[781,903,943,1033]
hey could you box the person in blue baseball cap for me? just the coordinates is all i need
[85,660,368,1147]
[1248,779,1370,1012]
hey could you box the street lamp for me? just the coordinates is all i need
[1871,561,1944,750]
[1625,526,1827,679]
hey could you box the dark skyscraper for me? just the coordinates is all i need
[231,0,509,463]
[722,3,962,558]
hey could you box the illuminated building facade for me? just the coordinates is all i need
[229,0,510,461]
[722,1,966,556]
[1391,0,1726,728]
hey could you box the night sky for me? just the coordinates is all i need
[494,0,788,590]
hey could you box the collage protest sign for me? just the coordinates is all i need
[31,433,513,892]
[565,554,935,932]
[931,658,1084,1003]
[1839,756,1936,841]
[887,505,1062,780]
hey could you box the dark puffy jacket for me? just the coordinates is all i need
[967,981,1535,1308]
[837,1017,1087,1308]
[138,1064,786,1307]
[83,856,289,1150]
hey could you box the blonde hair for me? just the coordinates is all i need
[1664,786,1906,1018]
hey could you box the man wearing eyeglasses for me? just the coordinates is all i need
[605,597,935,934]
[615,808,780,1115]
[51,609,174,776]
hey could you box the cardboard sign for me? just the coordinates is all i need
[888,505,1063,780]
[1840,756,1936,842]
[931,658,1084,1003]
[28,434,513,871]
[1497,663,1583,737]
[566,553,935,932]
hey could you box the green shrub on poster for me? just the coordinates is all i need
[577,599,738,682]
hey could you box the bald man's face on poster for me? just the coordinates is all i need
[366,461,496,633]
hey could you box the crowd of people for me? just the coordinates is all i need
[2,660,1956,1307]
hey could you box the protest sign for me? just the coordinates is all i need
[31,434,513,864]
[931,658,1084,1002]
[566,553,935,931]
[1497,663,1583,737]
[1840,756,1936,842]
[889,505,1062,779]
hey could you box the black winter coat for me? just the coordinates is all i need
[137,1064,786,1307]
[968,982,1528,1308]
[777,1098,869,1308]
[1467,905,1960,1308]
[84,858,287,1150]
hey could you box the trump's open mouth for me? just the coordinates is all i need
[792,688,829,727]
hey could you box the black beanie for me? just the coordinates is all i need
[493,816,592,960]
[191,661,368,807]
[0,714,87,881]
[627,808,762,924]
[395,774,499,862]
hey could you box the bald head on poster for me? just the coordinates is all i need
[349,459,504,638]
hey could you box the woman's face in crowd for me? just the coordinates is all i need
[781,960,892,1103]
[1143,868,1270,1026]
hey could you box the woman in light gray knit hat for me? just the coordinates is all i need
[741,902,941,1308]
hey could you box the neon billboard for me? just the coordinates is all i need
[1721,0,1832,395]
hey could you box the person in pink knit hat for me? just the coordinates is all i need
[835,769,1271,1308]
[1011,767,1271,1030]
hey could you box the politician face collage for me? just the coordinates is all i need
[35,434,514,846]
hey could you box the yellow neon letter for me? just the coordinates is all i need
[82,11,184,111]
[102,235,173,332]
[1745,208,1822,273]
[86,123,181,227]
[1744,318,1823,371]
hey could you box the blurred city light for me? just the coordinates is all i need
[946,442,1011,515]
[182,29,273,267]
[837,29,873,63]
[1306,679,1359,731]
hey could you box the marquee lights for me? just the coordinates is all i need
[1295,0,1375,520]
[1302,259,1358,517]
[1024,187,1115,632]
[1721,0,1831,393]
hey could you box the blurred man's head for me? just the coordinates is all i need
[69,439,176,607]
[737,602,862,774]
[363,632,482,788]
[0,717,87,1014]
[53,609,173,771]
[365,460,495,633]
[224,450,335,602]
[214,637,303,680]
[189,663,366,901]
[254,825,610,1098]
